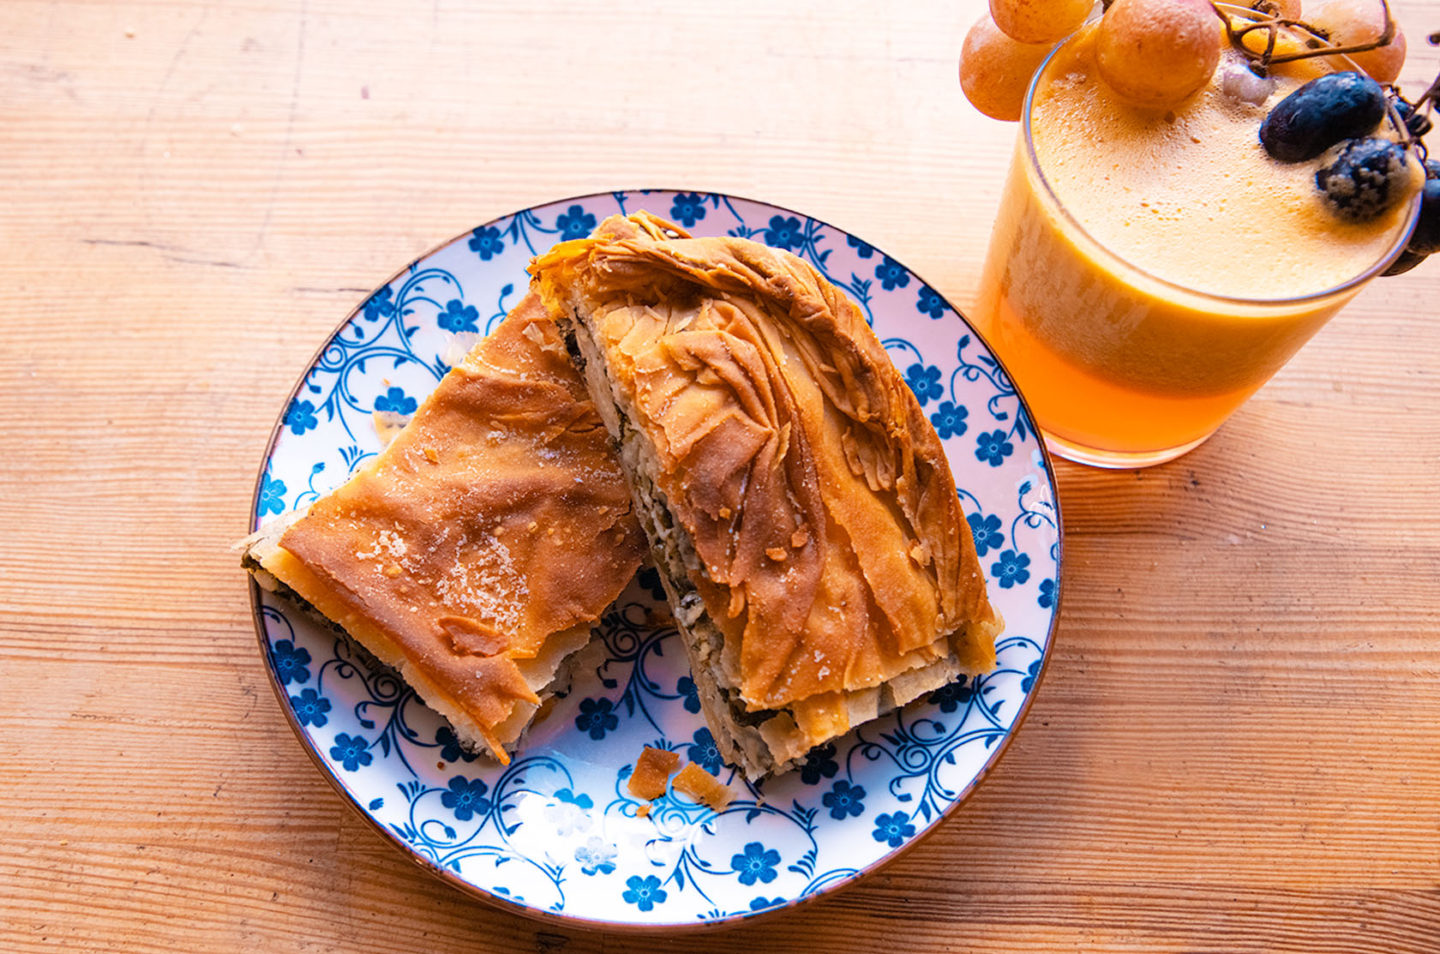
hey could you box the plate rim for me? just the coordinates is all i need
[246,187,1066,932]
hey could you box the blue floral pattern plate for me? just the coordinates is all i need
[250,191,1061,929]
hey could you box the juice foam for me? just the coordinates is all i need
[1029,29,1415,299]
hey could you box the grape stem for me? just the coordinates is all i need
[1392,32,1440,157]
[1414,33,1440,113]
[1205,2,1437,158]
[1210,0,1397,74]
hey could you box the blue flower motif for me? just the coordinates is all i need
[821,779,866,820]
[269,639,312,686]
[872,810,916,848]
[928,678,975,714]
[546,787,594,836]
[1038,578,1056,609]
[435,726,477,763]
[468,225,504,261]
[930,401,968,440]
[763,215,804,250]
[669,192,708,227]
[916,284,947,319]
[556,787,592,808]
[373,386,417,416]
[574,697,620,740]
[677,675,701,714]
[437,299,479,334]
[875,256,910,291]
[967,512,1004,557]
[289,687,331,727]
[440,776,493,821]
[847,234,875,259]
[575,836,618,876]
[1021,657,1043,694]
[686,727,724,776]
[730,842,781,886]
[975,429,1014,467]
[329,732,372,772]
[283,398,319,436]
[990,549,1032,589]
[904,363,944,406]
[258,473,287,516]
[363,285,396,321]
[799,743,839,785]
[637,566,667,601]
[622,874,667,912]
[556,205,597,240]
[749,896,786,912]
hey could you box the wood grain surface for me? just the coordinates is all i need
[3,1,1438,950]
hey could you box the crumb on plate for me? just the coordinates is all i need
[627,746,681,801]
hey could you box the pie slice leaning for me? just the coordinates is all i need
[242,292,647,762]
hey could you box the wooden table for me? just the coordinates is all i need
[5,1,1438,950]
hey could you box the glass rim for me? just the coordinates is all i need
[1018,33,1424,309]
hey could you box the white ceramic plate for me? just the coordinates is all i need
[250,190,1061,929]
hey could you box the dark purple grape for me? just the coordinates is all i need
[1261,72,1386,162]
[1409,179,1440,255]
[1382,247,1428,276]
[1315,138,1412,222]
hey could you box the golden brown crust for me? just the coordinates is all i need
[266,293,647,759]
[531,214,1001,743]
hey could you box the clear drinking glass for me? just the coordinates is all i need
[973,40,1422,470]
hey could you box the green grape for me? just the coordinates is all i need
[960,15,1055,122]
[989,0,1092,45]
[1096,0,1222,110]
[1306,0,1407,84]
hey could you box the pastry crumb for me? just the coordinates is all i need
[672,762,733,810]
[627,746,681,801]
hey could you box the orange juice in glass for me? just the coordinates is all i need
[974,25,1422,468]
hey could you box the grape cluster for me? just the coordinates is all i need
[959,0,1411,119]
[958,0,1222,118]
[956,0,1432,275]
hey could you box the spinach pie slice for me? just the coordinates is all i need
[531,213,1003,780]
[242,293,647,762]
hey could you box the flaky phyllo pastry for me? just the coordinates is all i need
[531,212,1003,779]
[242,294,646,762]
